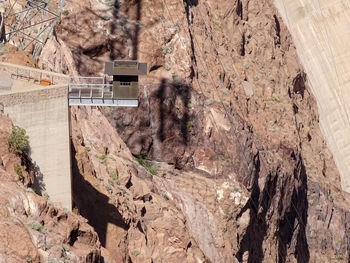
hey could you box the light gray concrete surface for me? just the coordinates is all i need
[4,95,72,209]
[0,62,72,210]
[274,0,350,192]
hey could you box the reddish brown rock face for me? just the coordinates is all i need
[31,0,350,262]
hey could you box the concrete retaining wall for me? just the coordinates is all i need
[0,62,69,85]
[0,85,72,209]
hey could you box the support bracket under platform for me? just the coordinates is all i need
[68,98,138,107]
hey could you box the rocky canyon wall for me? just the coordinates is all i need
[34,0,350,261]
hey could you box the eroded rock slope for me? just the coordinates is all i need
[36,0,350,262]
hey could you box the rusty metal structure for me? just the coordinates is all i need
[4,0,62,58]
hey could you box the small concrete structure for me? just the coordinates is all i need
[0,62,72,209]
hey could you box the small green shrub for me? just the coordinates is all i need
[148,164,157,175]
[63,244,70,252]
[14,163,23,180]
[121,33,129,39]
[99,154,108,161]
[28,221,46,234]
[161,45,172,54]
[163,194,169,201]
[136,156,157,175]
[213,19,222,29]
[187,121,193,132]
[136,155,145,166]
[131,249,140,257]
[108,179,114,186]
[43,191,50,200]
[109,169,119,181]
[62,10,70,16]
[8,126,30,154]
[172,74,182,86]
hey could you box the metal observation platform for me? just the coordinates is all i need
[68,76,139,107]
[68,60,147,107]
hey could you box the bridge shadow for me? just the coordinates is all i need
[101,79,192,164]
[155,78,191,144]
[71,141,128,247]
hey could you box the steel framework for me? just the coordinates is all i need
[4,0,62,58]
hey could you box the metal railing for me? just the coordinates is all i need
[68,83,114,99]
[68,75,116,100]
[0,62,68,85]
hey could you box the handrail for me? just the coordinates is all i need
[0,62,68,79]
[68,82,114,100]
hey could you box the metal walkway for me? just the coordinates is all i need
[68,76,138,107]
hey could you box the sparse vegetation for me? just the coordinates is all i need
[43,191,50,200]
[14,163,23,180]
[161,45,172,54]
[163,193,169,201]
[187,120,193,132]
[108,179,114,186]
[28,220,46,234]
[172,74,182,86]
[109,169,119,181]
[63,244,70,252]
[131,249,140,257]
[224,208,233,220]
[72,207,79,215]
[213,19,222,29]
[136,155,157,175]
[99,153,108,162]
[148,164,157,175]
[8,126,30,154]
[136,155,145,166]
[164,63,171,71]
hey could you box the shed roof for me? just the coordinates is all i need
[104,61,147,76]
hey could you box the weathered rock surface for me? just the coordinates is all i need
[0,114,101,263]
[70,106,207,263]
[35,0,350,262]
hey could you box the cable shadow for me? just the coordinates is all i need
[71,140,129,247]
[132,0,141,60]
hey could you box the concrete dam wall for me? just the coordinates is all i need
[0,63,72,209]
[274,0,350,192]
